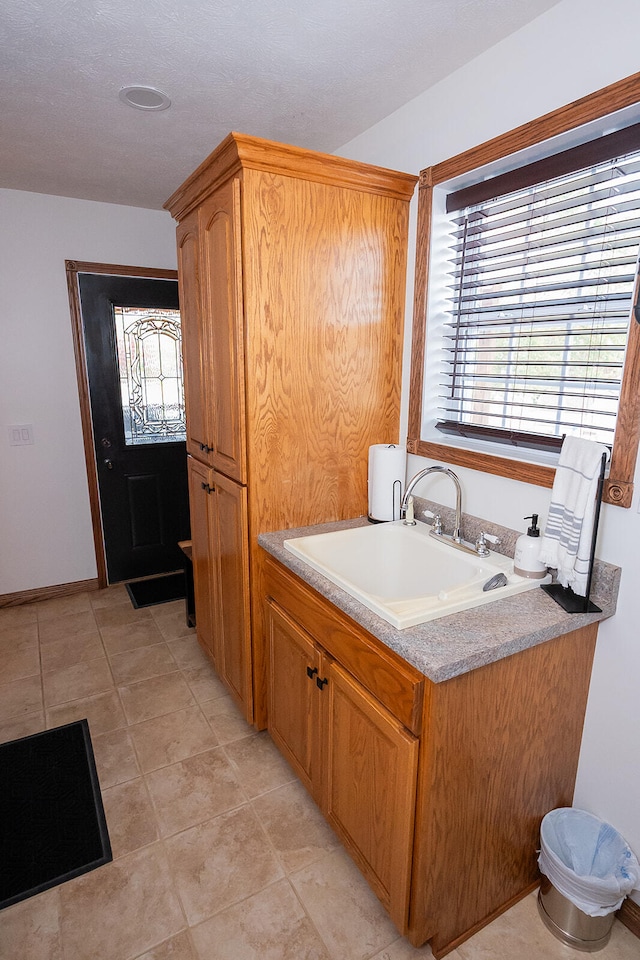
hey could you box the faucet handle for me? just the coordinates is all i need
[424,511,443,535]
[476,531,500,556]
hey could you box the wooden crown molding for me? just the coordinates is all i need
[164,132,418,221]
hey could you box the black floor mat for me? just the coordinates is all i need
[126,572,186,609]
[0,719,112,910]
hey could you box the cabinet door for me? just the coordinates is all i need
[177,211,214,463]
[324,661,418,931]
[186,456,217,661]
[187,461,252,717]
[212,470,252,717]
[199,179,247,482]
[266,601,321,797]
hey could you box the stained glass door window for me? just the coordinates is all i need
[114,306,186,445]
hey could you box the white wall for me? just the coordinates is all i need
[0,189,177,593]
[338,0,640,900]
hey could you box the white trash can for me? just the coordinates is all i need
[537,808,640,952]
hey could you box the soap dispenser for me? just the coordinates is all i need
[514,515,547,579]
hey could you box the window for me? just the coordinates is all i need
[114,306,186,445]
[408,72,640,507]
[439,129,640,452]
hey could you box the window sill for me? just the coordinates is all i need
[407,436,630,507]
[407,436,556,488]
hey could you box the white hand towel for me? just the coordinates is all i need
[538,436,608,596]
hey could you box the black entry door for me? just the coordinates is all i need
[79,274,190,583]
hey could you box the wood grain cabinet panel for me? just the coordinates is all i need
[177,214,213,464]
[325,660,418,930]
[198,180,247,483]
[186,456,217,661]
[187,456,252,714]
[267,601,321,797]
[409,622,599,956]
[166,133,417,724]
[211,470,252,711]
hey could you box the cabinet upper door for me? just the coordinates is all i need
[199,178,247,483]
[177,210,214,463]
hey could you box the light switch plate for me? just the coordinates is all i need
[8,424,34,445]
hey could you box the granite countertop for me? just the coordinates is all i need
[258,515,620,684]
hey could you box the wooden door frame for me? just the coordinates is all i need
[65,260,179,588]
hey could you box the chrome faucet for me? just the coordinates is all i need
[401,466,463,540]
[401,466,501,558]
[400,465,487,557]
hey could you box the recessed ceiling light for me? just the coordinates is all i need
[119,86,171,111]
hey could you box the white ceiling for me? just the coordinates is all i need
[0,0,561,210]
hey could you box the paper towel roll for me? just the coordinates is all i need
[368,444,406,522]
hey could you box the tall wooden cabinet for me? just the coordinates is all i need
[165,134,417,724]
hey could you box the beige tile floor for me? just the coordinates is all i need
[0,585,638,960]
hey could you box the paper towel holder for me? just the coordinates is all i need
[368,478,403,524]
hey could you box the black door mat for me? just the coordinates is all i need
[0,719,112,910]
[126,571,186,609]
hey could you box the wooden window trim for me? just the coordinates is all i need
[408,71,640,507]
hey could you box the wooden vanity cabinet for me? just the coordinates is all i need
[262,549,601,959]
[166,133,417,724]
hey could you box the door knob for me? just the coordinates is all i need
[103,459,113,470]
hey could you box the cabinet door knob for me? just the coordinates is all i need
[316,676,329,690]
[306,666,318,680]
[201,481,214,494]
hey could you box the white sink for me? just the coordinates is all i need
[284,520,548,629]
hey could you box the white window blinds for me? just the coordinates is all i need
[436,130,640,452]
